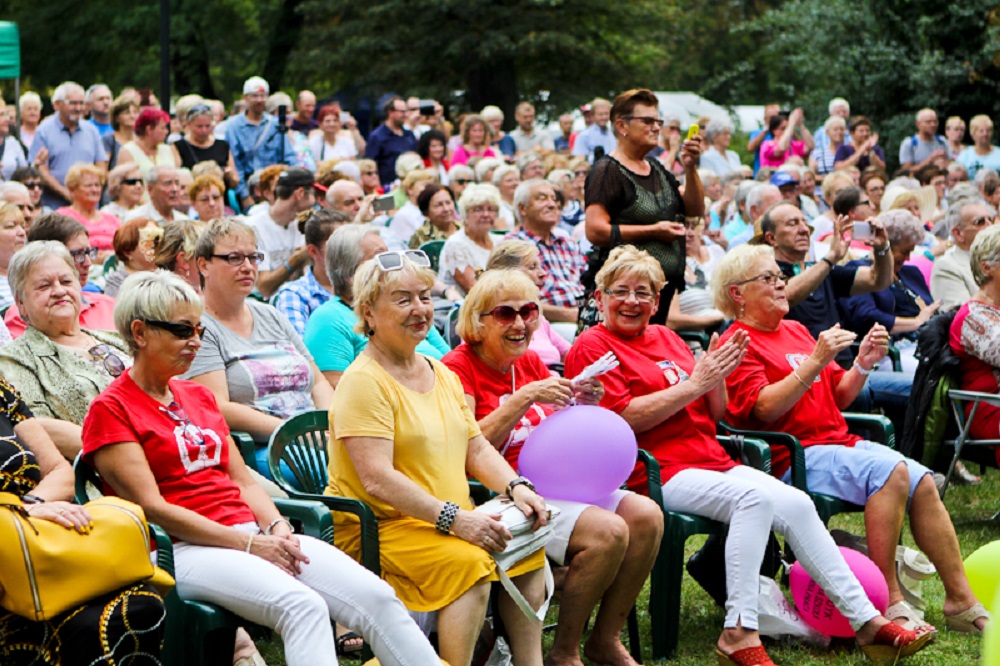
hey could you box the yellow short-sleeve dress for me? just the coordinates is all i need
[327,354,543,611]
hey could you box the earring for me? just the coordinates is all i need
[739,304,745,318]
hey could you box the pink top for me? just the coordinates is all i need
[760,139,808,168]
[451,145,497,166]
[528,316,570,367]
[55,206,122,251]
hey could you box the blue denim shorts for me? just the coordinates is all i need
[780,440,931,507]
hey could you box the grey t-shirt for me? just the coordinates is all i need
[899,134,948,165]
[183,300,315,426]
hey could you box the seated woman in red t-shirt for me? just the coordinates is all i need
[716,243,989,638]
[565,245,933,666]
[949,223,1000,467]
[443,268,664,666]
[81,270,440,666]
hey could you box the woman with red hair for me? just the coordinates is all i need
[116,107,181,178]
[308,105,364,162]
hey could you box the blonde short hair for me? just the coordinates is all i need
[711,244,775,318]
[456,269,540,345]
[971,224,1000,286]
[821,171,854,205]
[193,217,257,262]
[114,270,203,353]
[352,256,436,336]
[970,114,994,135]
[154,219,206,270]
[401,168,436,193]
[65,163,106,191]
[594,245,665,294]
[486,240,539,271]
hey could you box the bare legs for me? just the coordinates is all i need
[438,582,490,666]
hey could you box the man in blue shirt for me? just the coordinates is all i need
[85,84,114,137]
[28,81,107,209]
[365,97,418,189]
[746,103,780,176]
[226,76,295,208]
[572,98,615,163]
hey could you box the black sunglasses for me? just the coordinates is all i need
[145,320,207,339]
[122,178,144,186]
[479,302,540,325]
[454,178,473,185]
[23,180,42,190]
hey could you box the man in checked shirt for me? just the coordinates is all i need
[505,179,587,341]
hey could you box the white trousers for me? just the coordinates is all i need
[173,533,440,666]
[661,465,880,632]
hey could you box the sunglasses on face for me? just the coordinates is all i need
[69,247,98,264]
[479,302,540,325]
[454,178,473,185]
[211,251,265,266]
[122,178,144,186]
[145,319,207,339]
[23,181,42,190]
[374,250,431,272]
[89,344,125,378]
[623,116,665,128]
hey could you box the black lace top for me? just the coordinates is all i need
[0,376,40,498]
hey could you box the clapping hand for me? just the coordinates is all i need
[810,324,857,366]
[855,323,890,370]
[689,330,749,392]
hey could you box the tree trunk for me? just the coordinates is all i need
[263,0,305,90]
[466,56,518,131]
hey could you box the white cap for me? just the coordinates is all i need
[243,76,270,96]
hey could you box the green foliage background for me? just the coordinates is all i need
[3,0,1000,168]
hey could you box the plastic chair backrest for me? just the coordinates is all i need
[103,255,120,276]
[419,239,446,272]
[268,410,330,495]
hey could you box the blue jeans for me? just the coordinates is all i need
[848,371,914,439]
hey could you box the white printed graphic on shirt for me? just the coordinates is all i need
[175,423,223,474]
[785,353,820,383]
[657,360,690,386]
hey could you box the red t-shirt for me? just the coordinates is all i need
[949,302,1000,459]
[721,320,859,477]
[82,371,256,527]
[565,324,737,491]
[442,343,555,468]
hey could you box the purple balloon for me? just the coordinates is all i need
[518,405,638,503]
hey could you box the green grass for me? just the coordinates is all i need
[258,468,1000,665]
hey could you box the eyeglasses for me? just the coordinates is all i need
[467,205,498,215]
[211,251,265,266]
[479,302,540,325]
[122,178,144,186]
[622,116,665,128]
[856,200,872,207]
[454,178,473,185]
[573,170,589,178]
[868,186,885,193]
[736,272,786,286]
[145,320,207,339]
[23,181,42,190]
[666,125,681,132]
[373,250,430,272]
[603,288,656,302]
[88,344,125,378]
[69,247,98,264]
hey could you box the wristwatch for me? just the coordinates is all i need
[507,476,535,498]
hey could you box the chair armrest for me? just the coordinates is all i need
[949,389,1000,408]
[844,413,894,448]
[150,523,176,576]
[283,491,381,576]
[719,421,807,491]
[637,449,664,507]
[273,498,334,545]
[232,431,258,473]
[717,435,772,475]
[887,345,902,372]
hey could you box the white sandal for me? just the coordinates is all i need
[945,602,991,634]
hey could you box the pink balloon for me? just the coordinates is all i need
[518,405,637,504]
[790,546,889,637]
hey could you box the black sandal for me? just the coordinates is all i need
[335,630,364,655]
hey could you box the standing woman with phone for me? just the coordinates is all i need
[583,88,705,325]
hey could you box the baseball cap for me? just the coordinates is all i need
[277,167,316,190]
[243,76,270,96]
[770,172,798,188]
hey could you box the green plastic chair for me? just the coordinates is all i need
[720,413,894,525]
[102,254,119,276]
[73,455,334,666]
[418,239,446,272]
[641,436,772,660]
[677,330,710,352]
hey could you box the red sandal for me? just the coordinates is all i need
[715,645,777,666]
[860,620,935,665]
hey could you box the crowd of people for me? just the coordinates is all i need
[0,77,996,666]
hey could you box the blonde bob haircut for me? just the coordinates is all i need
[594,245,665,294]
[456,269,540,345]
[65,163,107,190]
[970,223,1000,287]
[485,240,538,271]
[352,255,436,337]
[711,244,776,318]
[114,270,203,353]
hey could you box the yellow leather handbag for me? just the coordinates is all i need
[0,492,174,621]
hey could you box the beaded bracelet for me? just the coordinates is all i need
[436,501,460,534]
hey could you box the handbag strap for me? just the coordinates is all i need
[495,557,554,621]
